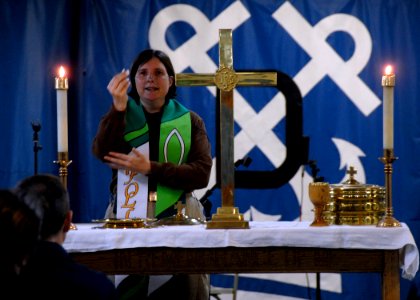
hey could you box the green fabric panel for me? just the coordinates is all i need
[124,98,148,147]
[161,99,189,122]
[122,98,192,217]
[155,185,184,217]
[155,111,191,216]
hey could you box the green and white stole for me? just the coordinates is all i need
[116,98,191,219]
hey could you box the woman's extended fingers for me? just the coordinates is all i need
[107,69,130,111]
[107,70,128,91]
[107,151,129,159]
[130,148,151,174]
[104,150,150,174]
[131,148,144,158]
[104,152,131,169]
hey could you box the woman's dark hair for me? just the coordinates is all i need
[128,49,176,102]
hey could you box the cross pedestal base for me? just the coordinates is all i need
[206,206,249,229]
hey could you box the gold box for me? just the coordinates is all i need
[323,168,386,225]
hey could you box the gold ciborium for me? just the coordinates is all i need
[309,182,330,226]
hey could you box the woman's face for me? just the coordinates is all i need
[135,57,174,113]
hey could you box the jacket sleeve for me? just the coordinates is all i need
[91,105,131,161]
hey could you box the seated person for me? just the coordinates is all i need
[0,189,39,292]
[14,174,117,299]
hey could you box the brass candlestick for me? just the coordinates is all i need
[53,152,76,230]
[377,149,401,227]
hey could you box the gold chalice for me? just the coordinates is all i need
[308,182,330,226]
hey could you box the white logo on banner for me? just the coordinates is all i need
[149,0,378,189]
[148,1,380,297]
[273,2,380,116]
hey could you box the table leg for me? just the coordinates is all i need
[382,250,400,300]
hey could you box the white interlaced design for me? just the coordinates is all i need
[147,1,381,295]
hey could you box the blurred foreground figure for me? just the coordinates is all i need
[15,174,117,300]
[0,189,39,295]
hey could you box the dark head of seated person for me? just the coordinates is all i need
[14,174,117,299]
[0,189,39,291]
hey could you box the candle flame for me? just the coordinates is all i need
[58,66,66,78]
[384,65,393,76]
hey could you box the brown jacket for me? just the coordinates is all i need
[92,104,212,193]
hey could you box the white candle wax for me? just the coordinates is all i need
[383,85,394,149]
[382,65,395,150]
[55,66,68,153]
[56,89,68,152]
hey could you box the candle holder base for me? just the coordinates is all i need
[92,218,149,229]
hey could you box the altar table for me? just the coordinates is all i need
[63,221,418,300]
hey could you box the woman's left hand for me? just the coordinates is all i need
[104,148,151,175]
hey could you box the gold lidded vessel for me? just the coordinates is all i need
[323,166,386,225]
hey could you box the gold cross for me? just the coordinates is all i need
[176,29,277,229]
[345,166,359,185]
[346,166,357,178]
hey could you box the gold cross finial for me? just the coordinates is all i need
[345,166,359,185]
[347,166,357,178]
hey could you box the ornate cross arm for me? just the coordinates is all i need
[176,72,277,88]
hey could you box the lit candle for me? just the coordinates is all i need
[382,65,395,150]
[55,66,69,153]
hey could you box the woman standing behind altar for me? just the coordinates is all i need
[92,49,212,299]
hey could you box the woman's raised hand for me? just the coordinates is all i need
[107,69,130,111]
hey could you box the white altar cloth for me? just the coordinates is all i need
[63,221,419,280]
